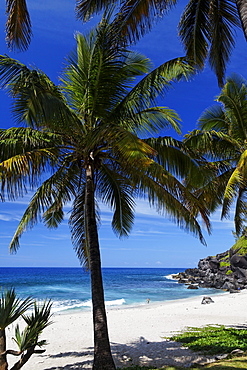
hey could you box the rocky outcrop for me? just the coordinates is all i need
[172,236,247,291]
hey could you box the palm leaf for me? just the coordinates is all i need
[113,0,177,44]
[0,128,63,200]
[0,288,32,330]
[145,136,212,188]
[134,161,209,244]
[110,57,193,132]
[179,0,210,69]
[179,0,240,86]
[236,0,247,40]
[0,55,78,131]
[9,164,78,253]
[5,0,32,51]
[208,0,240,87]
[69,185,90,268]
[217,74,247,139]
[76,0,115,22]
[76,0,177,45]
[234,187,247,236]
[14,300,52,352]
[97,164,136,237]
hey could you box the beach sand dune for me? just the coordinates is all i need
[6,290,247,369]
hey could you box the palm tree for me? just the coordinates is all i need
[0,289,52,370]
[76,0,245,87]
[0,19,210,369]
[184,73,247,236]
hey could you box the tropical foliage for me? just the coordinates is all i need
[0,288,52,370]
[4,0,246,86]
[170,325,247,354]
[184,74,247,236]
[0,18,212,369]
[76,0,244,87]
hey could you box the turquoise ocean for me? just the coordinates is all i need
[0,267,221,313]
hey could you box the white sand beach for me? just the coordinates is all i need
[6,290,247,369]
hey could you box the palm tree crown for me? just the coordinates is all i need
[184,73,247,236]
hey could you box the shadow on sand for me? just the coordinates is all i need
[41,336,215,369]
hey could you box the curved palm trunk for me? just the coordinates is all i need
[0,330,8,370]
[85,164,116,370]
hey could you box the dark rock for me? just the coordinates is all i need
[230,254,247,269]
[221,281,236,291]
[173,242,247,291]
[187,285,199,289]
[234,267,247,279]
[201,296,214,304]
[209,259,220,271]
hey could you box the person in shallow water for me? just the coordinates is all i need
[146,298,150,304]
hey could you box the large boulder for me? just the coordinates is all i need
[230,254,247,269]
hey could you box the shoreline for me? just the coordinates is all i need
[55,286,227,316]
[6,289,247,369]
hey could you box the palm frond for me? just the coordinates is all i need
[0,55,77,131]
[9,165,78,253]
[197,105,227,132]
[14,300,52,352]
[184,129,241,160]
[145,136,213,188]
[133,161,210,244]
[69,185,90,269]
[0,128,62,200]
[97,164,136,237]
[179,0,240,86]
[208,0,240,87]
[61,28,136,121]
[217,74,247,140]
[113,0,177,44]
[76,0,116,22]
[234,187,247,236]
[221,166,243,218]
[110,57,194,132]
[236,0,247,40]
[0,288,32,330]
[5,0,32,51]
[179,0,210,69]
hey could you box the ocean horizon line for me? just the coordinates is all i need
[0,266,188,269]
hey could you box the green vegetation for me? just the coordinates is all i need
[226,270,232,275]
[169,325,247,355]
[219,261,230,268]
[232,236,247,256]
[184,75,247,237]
[0,288,52,370]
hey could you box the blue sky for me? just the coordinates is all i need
[0,0,246,268]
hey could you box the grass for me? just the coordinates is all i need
[169,325,247,354]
